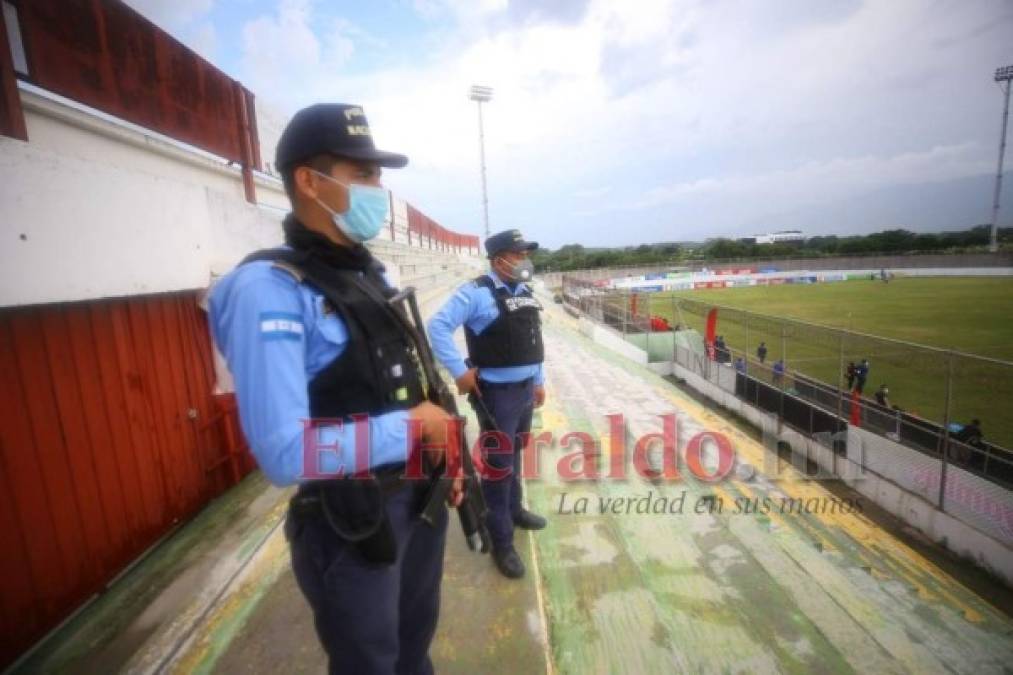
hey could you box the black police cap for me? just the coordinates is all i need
[485,229,538,257]
[275,103,408,171]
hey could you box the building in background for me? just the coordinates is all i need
[741,230,806,245]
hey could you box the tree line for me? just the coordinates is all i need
[532,225,1011,272]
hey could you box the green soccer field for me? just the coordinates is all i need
[647,276,1013,450]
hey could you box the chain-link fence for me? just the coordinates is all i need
[562,276,1013,493]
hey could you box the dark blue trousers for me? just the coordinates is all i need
[285,482,448,675]
[476,379,534,551]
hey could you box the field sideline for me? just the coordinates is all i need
[647,276,1013,450]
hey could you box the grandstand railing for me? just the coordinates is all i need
[563,283,1013,494]
[679,343,1013,491]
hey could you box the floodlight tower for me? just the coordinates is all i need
[469,84,493,240]
[989,65,1013,253]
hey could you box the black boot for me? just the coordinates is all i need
[492,546,525,579]
[513,509,547,530]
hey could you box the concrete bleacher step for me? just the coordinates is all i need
[366,237,482,303]
[19,278,1013,673]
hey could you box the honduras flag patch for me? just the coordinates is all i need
[259,311,304,341]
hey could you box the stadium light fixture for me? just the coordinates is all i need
[989,64,1013,253]
[469,85,493,102]
[469,85,493,239]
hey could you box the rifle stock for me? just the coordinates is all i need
[388,287,491,554]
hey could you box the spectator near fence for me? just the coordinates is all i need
[874,384,890,408]
[845,361,856,390]
[954,418,984,449]
[714,335,731,364]
[854,359,870,394]
[649,315,671,332]
[950,418,984,466]
[773,359,785,387]
[757,341,767,364]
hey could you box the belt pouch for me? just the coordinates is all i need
[318,478,397,565]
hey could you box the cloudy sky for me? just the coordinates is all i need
[126,0,1013,248]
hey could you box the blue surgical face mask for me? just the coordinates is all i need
[313,170,389,243]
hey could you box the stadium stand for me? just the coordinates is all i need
[3,3,1012,672]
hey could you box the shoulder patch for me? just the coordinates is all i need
[259,311,304,341]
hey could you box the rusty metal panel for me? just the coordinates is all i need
[0,290,254,668]
[0,1,27,140]
[407,202,478,251]
[243,87,261,169]
[14,0,257,166]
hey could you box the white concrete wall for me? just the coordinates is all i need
[583,320,649,364]
[666,355,1013,585]
[648,361,674,376]
[0,87,289,307]
[0,85,476,307]
[847,426,940,504]
[845,425,1013,548]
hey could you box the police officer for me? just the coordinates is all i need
[427,229,548,579]
[209,103,461,674]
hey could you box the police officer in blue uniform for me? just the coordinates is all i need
[427,230,548,579]
[209,103,461,674]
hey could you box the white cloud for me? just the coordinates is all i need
[123,0,213,27]
[636,142,991,210]
[573,185,612,199]
[124,0,220,66]
[189,21,218,63]
[239,0,1013,244]
[412,0,509,25]
[241,0,323,90]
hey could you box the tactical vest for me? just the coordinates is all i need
[241,248,426,420]
[240,247,430,566]
[464,275,544,368]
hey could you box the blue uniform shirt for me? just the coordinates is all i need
[427,270,545,385]
[208,256,410,487]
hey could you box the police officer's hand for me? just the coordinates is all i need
[410,402,454,462]
[455,367,481,397]
[448,476,465,507]
[533,385,546,408]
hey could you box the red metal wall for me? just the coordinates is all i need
[406,203,480,253]
[11,0,260,169]
[0,4,27,140]
[0,291,254,668]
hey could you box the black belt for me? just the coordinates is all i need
[289,468,410,519]
[478,377,533,390]
[287,469,417,565]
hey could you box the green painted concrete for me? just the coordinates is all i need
[16,293,1013,675]
[624,331,676,362]
[527,306,1013,674]
[11,473,288,674]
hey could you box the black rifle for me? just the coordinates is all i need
[388,287,492,553]
[463,358,499,433]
